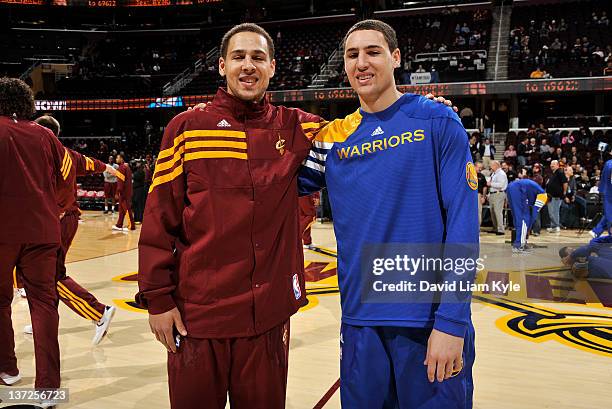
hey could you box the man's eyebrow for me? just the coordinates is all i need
[345,45,384,53]
[230,49,267,55]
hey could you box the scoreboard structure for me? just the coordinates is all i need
[0,0,222,6]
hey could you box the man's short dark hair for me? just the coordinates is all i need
[559,247,572,258]
[0,77,35,119]
[343,19,399,52]
[220,23,275,60]
[35,115,60,137]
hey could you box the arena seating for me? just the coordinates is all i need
[508,0,611,79]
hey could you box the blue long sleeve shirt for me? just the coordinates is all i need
[299,94,479,338]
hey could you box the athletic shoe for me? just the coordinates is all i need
[122,227,129,232]
[93,306,116,345]
[0,371,21,385]
[111,225,123,231]
[17,288,26,298]
[531,232,540,236]
[23,324,33,334]
[589,230,598,239]
[546,227,553,233]
[512,247,530,255]
[553,227,561,233]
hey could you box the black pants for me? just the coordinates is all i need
[132,186,146,223]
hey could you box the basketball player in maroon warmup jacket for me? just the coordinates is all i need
[113,153,135,231]
[0,78,87,391]
[32,115,117,345]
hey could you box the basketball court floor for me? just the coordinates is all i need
[3,211,611,408]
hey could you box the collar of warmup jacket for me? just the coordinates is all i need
[214,87,272,120]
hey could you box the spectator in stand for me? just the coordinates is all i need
[591,168,601,189]
[577,169,591,191]
[541,146,554,167]
[503,145,517,165]
[517,137,529,166]
[476,161,487,226]
[459,106,474,128]
[530,163,545,235]
[480,138,495,169]
[487,160,508,235]
[415,65,426,73]
[546,160,568,233]
[562,166,587,225]
[530,67,544,78]
[604,60,612,75]
[98,141,109,158]
[527,138,539,163]
[502,161,518,184]
[540,138,551,154]
[469,134,480,162]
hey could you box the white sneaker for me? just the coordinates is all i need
[17,288,26,298]
[24,324,33,334]
[553,227,561,233]
[111,225,123,231]
[0,371,21,385]
[589,230,598,239]
[93,306,116,345]
[122,227,129,232]
[546,227,553,233]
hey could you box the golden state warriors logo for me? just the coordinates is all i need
[466,162,478,191]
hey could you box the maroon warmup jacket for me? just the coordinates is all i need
[58,149,107,214]
[137,88,325,338]
[0,116,68,244]
[115,163,133,202]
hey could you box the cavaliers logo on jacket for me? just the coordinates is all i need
[137,88,327,338]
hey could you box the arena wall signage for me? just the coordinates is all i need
[33,77,611,112]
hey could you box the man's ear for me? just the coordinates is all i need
[219,57,226,77]
[392,48,401,68]
[269,58,276,78]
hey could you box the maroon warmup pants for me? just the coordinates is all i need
[56,212,105,321]
[115,199,135,230]
[168,320,290,409]
[299,196,317,246]
[0,243,60,388]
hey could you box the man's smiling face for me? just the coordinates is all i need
[219,31,276,102]
[343,29,400,102]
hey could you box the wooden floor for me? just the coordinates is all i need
[2,211,611,408]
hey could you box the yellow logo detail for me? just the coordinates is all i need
[466,162,478,190]
[276,133,286,156]
[337,129,425,159]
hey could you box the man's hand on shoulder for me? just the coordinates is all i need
[187,102,208,111]
[425,93,458,113]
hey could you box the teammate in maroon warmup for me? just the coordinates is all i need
[34,116,117,345]
[137,24,325,409]
[113,153,135,231]
[0,78,73,389]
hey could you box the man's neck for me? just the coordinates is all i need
[359,88,403,113]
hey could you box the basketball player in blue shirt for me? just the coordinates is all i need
[299,20,478,409]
